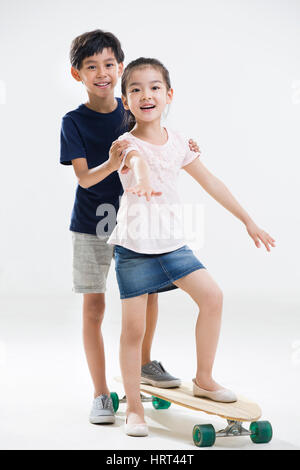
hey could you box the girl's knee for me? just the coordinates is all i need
[121,324,145,344]
[121,294,147,343]
[199,286,223,311]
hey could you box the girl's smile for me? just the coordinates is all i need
[140,103,156,112]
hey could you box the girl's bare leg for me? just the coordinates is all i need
[142,293,158,365]
[82,293,110,398]
[120,293,148,425]
[173,269,224,391]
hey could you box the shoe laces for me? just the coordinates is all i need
[94,394,112,411]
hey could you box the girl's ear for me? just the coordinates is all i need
[166,88,174,104]
[71,67,82,82]
[121,95,129,110]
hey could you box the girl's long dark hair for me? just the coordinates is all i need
[121,58,171,131]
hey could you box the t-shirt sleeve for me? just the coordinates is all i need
[60,115,87,165]
[117,134,139,173]
[180,135,201,168]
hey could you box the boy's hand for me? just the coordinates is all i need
[246,220,276,252]
[189,138,201,154]
[126,181,162,202]
[108,140,131,172]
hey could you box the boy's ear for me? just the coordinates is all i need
[71,67,82,82]
[121,95,129,110]
[118,62,124,77]
[166,87,174,104]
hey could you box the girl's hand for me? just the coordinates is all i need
[245,220,276,252]
[189,138,201,154]
[108,140,131,172]
[126,181,162,202]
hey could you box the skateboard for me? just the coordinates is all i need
[112,378,272,447]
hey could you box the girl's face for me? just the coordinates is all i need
[122,67,173,123]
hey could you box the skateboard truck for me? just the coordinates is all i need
[216,420,252,438]
[193,420,273,447]
[119,394,153,404]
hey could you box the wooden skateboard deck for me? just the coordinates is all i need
[113,377,273,446]
[114,377,261,422]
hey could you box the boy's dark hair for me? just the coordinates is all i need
[70,29,125,70]
[121,57,171,131]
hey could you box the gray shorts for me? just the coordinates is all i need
[71,231,114,294]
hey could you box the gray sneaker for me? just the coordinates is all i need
[89,394,115,424]
[141,360,181,388]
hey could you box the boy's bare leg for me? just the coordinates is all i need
[141,293,158,365]
[82,293,109,398]
[120,294,148,425]
[83,291,158,399]
[173,269,224,391]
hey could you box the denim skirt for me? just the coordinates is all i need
[114,244,206,299]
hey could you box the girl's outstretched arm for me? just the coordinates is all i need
[183,158,276,251]
[122,150,162,201]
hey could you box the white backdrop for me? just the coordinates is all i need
[0,0,299,299]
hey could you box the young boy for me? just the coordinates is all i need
[60,29,199,425]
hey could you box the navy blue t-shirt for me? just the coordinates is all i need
[60,98,127,235]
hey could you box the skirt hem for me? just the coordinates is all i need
[119,265,205,299]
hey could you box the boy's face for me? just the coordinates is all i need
[71,48,123,98]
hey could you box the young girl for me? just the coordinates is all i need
[107,58,275,437]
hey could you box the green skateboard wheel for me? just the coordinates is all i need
[250,421,273,444]
[193,424,216,447]
[152,396,171,409]
[110,392,119,413]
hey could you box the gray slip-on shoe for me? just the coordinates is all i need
[141,360,181,388]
